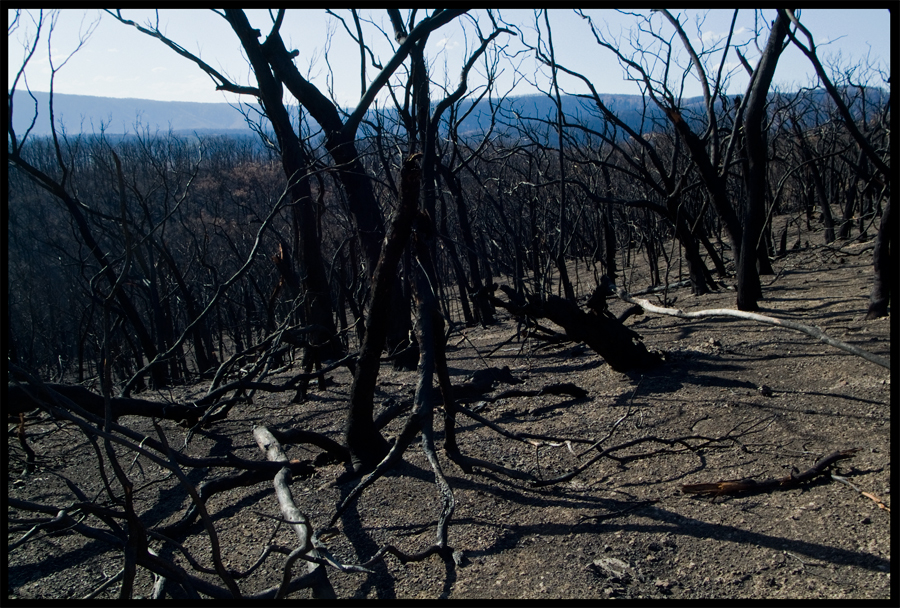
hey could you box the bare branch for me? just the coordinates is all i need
[106,10,260,96]
[617,288,890,369]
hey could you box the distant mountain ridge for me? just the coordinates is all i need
[10,91,257,137]
[9,87,886,141]
[6,90,691,139]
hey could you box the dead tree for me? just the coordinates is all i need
[488,283,662,372]
[866,200,893,319]
[344,153,423,472]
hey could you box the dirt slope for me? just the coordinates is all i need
[7,244,892,600]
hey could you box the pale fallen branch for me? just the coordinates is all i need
[831,474,891,513]
[253,426,336,599]
[617,289,889,369]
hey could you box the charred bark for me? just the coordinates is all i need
[737,10,790,311]
[7,383,202,425]
[682,448,859,496]
[489,286,661,372]
[344,153,422,473]
[866,200,893,319]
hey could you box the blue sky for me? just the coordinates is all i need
[8,8,891,107]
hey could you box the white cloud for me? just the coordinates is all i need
[107,48,120,53]
[151,66,167,73]
[435,37,459,51]
[699,26,751,48]
[700,30,726,46]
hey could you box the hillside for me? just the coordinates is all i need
[9,86,887,140]
[9,91,257,137]
[7,233,891,600]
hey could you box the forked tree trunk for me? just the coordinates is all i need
[344,154,423,472]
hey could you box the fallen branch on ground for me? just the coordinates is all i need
[530,415,775,488]
[253,426,336,599]
[831,473,891,513]
[488,286,662,371]
[682,448,860,496]
[617,289,890,369]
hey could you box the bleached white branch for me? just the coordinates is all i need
[617,289,890,369]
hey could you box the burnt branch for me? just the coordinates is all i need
[531,416,777,488]
[488,285,662,371]
[253,426,336,599]
[682,448,861,496]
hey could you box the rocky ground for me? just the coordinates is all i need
[7,239,892,601]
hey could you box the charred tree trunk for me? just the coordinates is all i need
[666,197,713,295]
[809,160,837,244]
[838,150,866,240]
[444,239,475,325]
[388,255,418,372]
[602,209,618,281]
[345,154,423,472]
[223,9,341,360]
[866,200,892,319]
[489,287,661,372]
[155,242,217,376]
[737,10,789,311]
[441,166,495,326]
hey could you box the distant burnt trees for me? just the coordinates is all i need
[9,9,890,393]
[9,132,174,389]
[782,9,891,318]
[495,9,889,317]
[6,129,292,389]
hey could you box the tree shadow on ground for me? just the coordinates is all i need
[455,479,889,575]
[7,540,114,591]
[609,352,756,404]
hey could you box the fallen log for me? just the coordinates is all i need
[488,286,662,372]
[7,383,204,424]
[682,448,860,496]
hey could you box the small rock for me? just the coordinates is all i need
[655,578,674,592]
[591,557,635,583]
[452,549,465,566]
